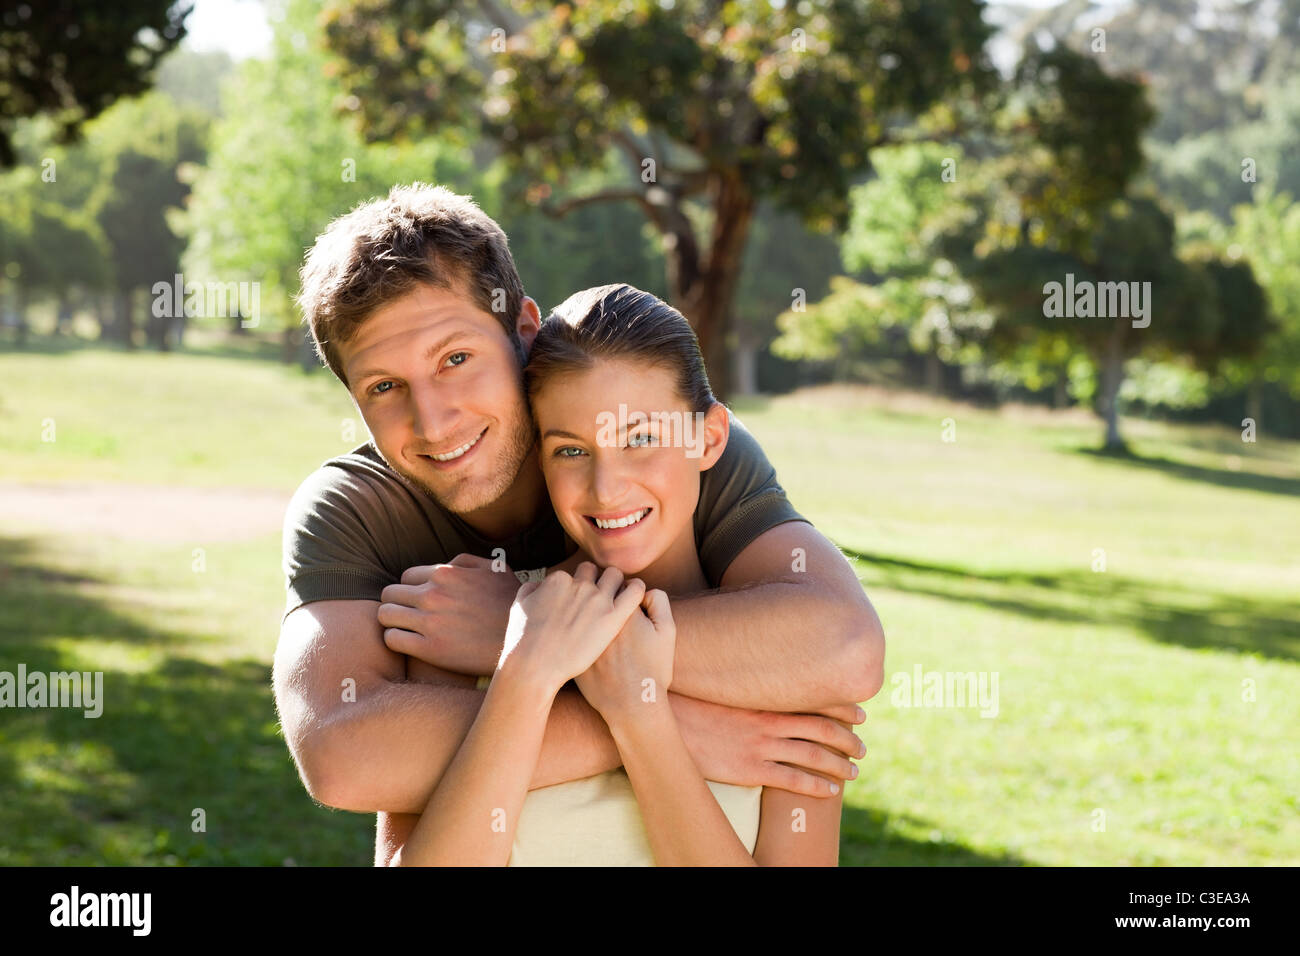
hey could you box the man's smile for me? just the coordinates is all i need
[420,426,488,469]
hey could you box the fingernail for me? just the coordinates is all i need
[858,741,867,758]
[849,764,858,779]
[855,706,866,722]
[830,783,840,795]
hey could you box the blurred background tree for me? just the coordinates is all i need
[0,0,191,166]
[317,0,995,397]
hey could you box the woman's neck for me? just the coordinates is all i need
[632,525,709,596]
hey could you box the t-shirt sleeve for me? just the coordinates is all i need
[694,410,807,585]
[281,462,405,616]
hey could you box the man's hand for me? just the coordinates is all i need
[670,692,866,797]
[377,553,520,676]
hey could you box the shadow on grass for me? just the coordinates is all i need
[1077,446,1300,498]
[839,804,1026,866]
[841,545,1300,663]
[0,535,372,866]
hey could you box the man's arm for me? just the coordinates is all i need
[667,520,885,712]
[272,598,622,814]
[379,525,881,715]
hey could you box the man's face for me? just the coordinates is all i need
[340,281,541,520]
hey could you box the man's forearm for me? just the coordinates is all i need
[667,579,882,712]
[304,681,621,813]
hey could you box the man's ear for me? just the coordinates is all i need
[516,296,542,354]
[696,402,730,473]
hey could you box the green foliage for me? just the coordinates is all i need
[1204,189,1300,397]
[321,0,993,228]
[176,0,478,333]
[0,0,191,166]
[316,0,996,393]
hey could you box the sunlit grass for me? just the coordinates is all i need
[1,342,1297,865]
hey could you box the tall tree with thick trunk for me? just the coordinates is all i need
[319,0,994,397]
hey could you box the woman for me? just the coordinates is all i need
[388,284,846,865]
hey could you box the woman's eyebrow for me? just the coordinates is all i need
[542,428,586,440]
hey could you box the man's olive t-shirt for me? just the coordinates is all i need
[282,410,805,615]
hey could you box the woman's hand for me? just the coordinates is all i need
[497,561,646,695]
[575,588,675,724]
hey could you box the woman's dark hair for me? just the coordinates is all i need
[525,284,715,412]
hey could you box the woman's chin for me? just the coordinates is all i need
[580,542,654,578]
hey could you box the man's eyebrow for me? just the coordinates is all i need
[351,328,487,384]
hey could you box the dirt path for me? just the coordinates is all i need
[0,482,292,543]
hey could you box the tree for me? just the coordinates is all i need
[774,142,990,394]
[318,0,995,396]
[85,92,207,349]
[0,124,112,342]
[0,0,191,166]
[177,0,478,364]
[960,195,1273,450]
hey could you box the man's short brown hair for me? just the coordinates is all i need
[297,182,526,384]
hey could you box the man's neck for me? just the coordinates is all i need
[458,448,549,542]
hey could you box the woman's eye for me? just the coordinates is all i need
[555,446,585,458]
[444,352,469,368]
[627,432,657,448]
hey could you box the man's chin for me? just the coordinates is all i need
[399,466,502,515]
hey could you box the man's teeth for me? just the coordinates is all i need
[431,432,482,461]
[594,508,650,530]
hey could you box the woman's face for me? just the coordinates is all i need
[532,358,728,577]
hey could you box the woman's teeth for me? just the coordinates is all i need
[432,431,483,461]
[593,508,650,530]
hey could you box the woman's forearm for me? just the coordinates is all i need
[391,668,557,866]
[606,702,757,867]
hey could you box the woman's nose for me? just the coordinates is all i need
[590,459,630,507]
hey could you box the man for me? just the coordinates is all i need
[272,183,885,865]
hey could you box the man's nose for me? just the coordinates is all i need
[409,383,459,443]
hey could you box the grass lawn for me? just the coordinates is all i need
[1,341,1297,865]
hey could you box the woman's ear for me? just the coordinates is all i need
[696,401,730,473]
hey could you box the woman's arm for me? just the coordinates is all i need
[610,703,846,866]
[606,699,759,865]
[388,667,556,866]
[751,772,843,866]
[390,563,645,865]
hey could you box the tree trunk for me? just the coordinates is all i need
[116,289,136,349]
[1245,381,1262,428]
[56,294,74,336]
[14,285,30,345]
[95,292,112,340]
[1095,325,1128,451]
[924,350,943,394]
[732,340,758,397]
[673,172,756,401]
[1053,367,1068,408]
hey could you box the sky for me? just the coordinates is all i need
[181,0,273,60]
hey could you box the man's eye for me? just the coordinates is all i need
[371,381,396,396]
[444,352,469,368]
